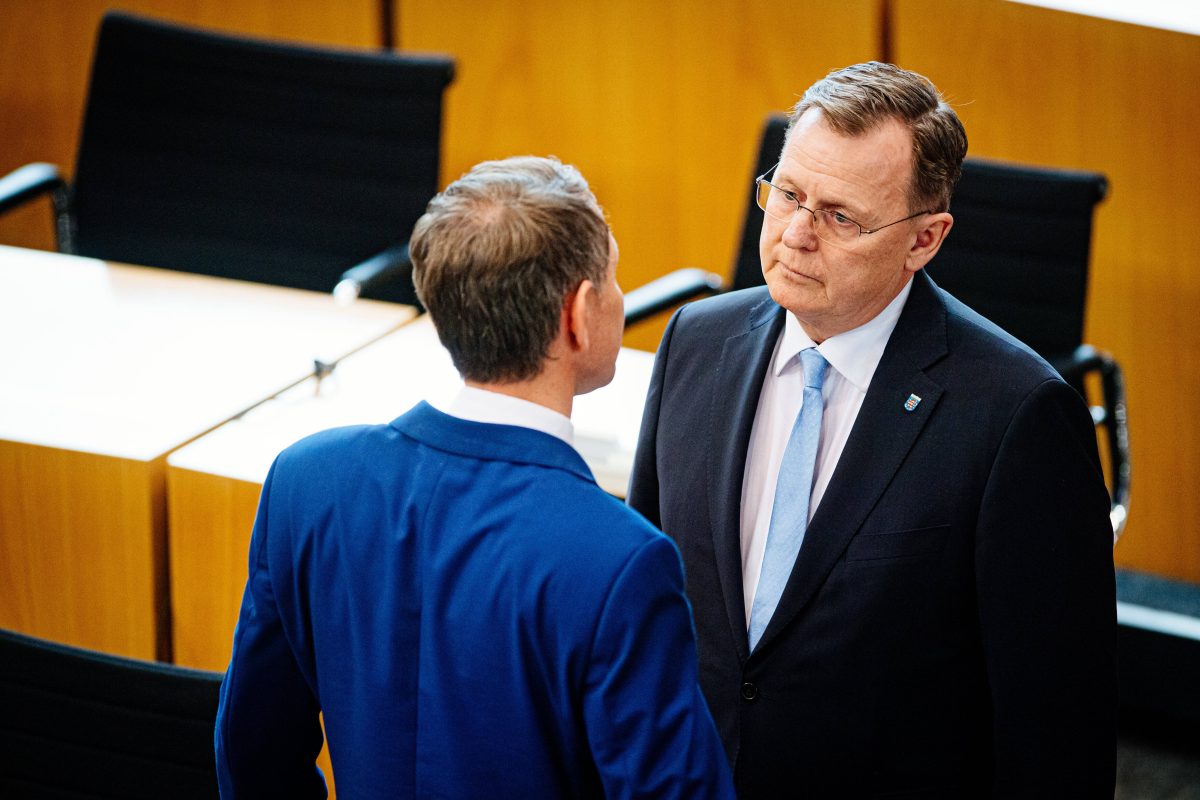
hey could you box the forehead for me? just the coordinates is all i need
[777,108,912,213]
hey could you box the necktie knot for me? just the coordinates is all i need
[800,348,829,391]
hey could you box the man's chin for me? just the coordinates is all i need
[767,280,820,313]
[576,368,617,397]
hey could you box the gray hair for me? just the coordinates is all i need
[792,62,968,212]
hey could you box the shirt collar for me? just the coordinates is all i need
[774,277,914,392]
[441,385,575,446]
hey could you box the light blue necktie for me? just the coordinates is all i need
[748,347,829,651]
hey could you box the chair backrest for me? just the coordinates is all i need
[925,158,1108,362]
[71,12,454,305]
[730,114,789,292]
[0,628,224,799]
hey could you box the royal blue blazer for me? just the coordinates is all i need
[216,402,733,799]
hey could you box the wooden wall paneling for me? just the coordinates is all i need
[891,0,1200,581]
[0,0,383,251]
[394,0,884,350]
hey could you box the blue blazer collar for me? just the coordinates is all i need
[391,402,596,486]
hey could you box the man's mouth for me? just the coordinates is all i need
[774,259,821,284]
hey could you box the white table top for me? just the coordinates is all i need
[168,315,656,497]
[0,245,415,461]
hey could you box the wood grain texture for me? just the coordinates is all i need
[394,0,883,350]
[0,0,383,251]
[167,468,261,672]
[0,443,164,659]
[891,0,1200,581]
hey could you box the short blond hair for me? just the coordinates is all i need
[410,156,610,383]
[792,62,967,212]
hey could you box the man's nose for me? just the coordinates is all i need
[782,207,818,249]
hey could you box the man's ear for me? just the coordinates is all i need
[905,212,953,274]
[564,279,597,353]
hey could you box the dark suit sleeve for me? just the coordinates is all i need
[627,306,682,525]
[583,534,735,799]
[214,463,328,799]
[975,378,1116,797]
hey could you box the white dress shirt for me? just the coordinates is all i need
[740,280,914,623]
[436,385,575,447]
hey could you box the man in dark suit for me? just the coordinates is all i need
[215,156,734,798]
[628,63,1116,797]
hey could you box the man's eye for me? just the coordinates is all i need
[782,190,799,203]
[830,211,855,227]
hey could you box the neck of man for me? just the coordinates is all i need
[465,361,575,419]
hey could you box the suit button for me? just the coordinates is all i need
[740,682,758,701]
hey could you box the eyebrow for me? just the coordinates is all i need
[773,170,870,221]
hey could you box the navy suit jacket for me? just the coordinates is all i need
[628,271,1116,798]
[216,402,733,799]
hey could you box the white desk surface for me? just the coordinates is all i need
[0,245,416,461]
[168,315,655,497]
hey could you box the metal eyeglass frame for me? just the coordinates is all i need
[755,168,933,242]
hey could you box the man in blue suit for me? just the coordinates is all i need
[215,156,734,798]
[628,63,1116,797]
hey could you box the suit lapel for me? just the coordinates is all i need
[708,291,784,663]
[753,271,950,654]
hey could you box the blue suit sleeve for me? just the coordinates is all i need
[583,533,735,799]
[214,463,328,799]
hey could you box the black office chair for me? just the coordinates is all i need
[626,114,1130,537]
[924,156,1130,537]
[0,628,224,799]
[0,11,454,306]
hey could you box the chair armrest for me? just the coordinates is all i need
[333,243,413,305]
[0,163,75,252]
[623,268,724,327]
[1054,344,1131,541]
[0,163,66,215]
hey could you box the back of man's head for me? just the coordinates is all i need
[793,61,968,213]
[410,156,611,384]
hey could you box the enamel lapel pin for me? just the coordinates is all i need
[904,393,922,412]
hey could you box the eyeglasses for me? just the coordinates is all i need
[755,168,932,247]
